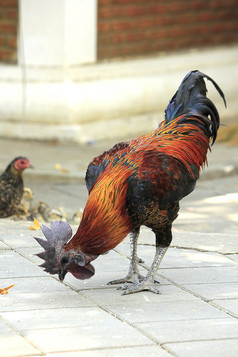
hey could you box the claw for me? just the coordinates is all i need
[107,273,144,286]
[121,280,161,295]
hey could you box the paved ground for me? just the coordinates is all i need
[0,138,238,356]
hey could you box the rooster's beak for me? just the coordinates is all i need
[58,268,67,282]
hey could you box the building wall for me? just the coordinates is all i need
[97,0,238,60]
[1,0,238,64]
[0,1,237,143]
[0,0,18,64]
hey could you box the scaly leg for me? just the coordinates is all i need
[121,246,167,295]
[121,225,173,295]
[108,229,144,285]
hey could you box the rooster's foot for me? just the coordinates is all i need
[120,280,160,295]
[107,273,144,286]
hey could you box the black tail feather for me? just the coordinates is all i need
[165,70,226,144]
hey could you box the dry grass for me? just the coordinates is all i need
[217,124,238,146]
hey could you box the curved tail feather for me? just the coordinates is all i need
[164,70,226,144]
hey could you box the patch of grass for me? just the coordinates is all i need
[217,124,238,146]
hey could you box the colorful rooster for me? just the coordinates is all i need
[35,70,226,294]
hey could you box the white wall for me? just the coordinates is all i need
[0,1,237,143]
[18,0,97,66]
[1,46,237,143]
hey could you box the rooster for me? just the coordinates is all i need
[35,70,226,295]
[0,157,33,218]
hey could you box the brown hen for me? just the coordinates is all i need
[0,157,33,218]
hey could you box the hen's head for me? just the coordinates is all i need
[7,157,33,173]
[34,221,95,282]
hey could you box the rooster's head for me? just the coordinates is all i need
[34,221,95,282]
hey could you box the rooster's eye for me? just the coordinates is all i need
[20,160,25,164]
[60,257,69,265]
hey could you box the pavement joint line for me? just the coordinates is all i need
[170,245,224,253]
[225,254,238,262]
[163,336,238,346]
[2,226,238,352]
[156,272,238,320]
[51,247,238,352]
[209,301,238,320]
[57,283,174,355]
[170,246,238,255]
[75,292,176,356]
[40,344,158,354]
[119,242,238,255]
[0,314,44,355]
[49,255,177,355]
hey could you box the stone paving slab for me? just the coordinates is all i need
[159,266,238,285]
[46,346,171,357]
[1,289,96,312]
[228,254,238,263]
[81,284,198,307]
[0,250,46,279]
[164,339,238,357]
[24,325,154,353]
[172,232,238,254]
[0,331,40,357]
[212,299,238,316]
[64,267,162,291]
[0,241,8,250]
[180,283,238,301]
[116,244,236,269]
[1,218,238,356]
[134,226,238,254]
[3,307,140,332]
[0,321,11,332]
[104,299,229,324]
[136,318,238,343]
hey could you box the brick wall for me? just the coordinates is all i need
[0,0,18,64]
[97,0,238,60]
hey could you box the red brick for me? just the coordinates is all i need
[167,2,189,12]
[0,0,18,64]
[113,0,157,3]
[6,8,18,19]
[98,21,111,32]
[0,0,18,7]
[156,16,174,26]
[110,18,155,31]
[210,0,238,7]
[0,48,15,60]
[0,23,16,33]
[189,1,207,10]
[97,0,238,60]
[125,5,167,16]
[174,13,199,25]
[98,0,112,4]
[5,36,16,47]
[198,12,217,22]
[98,6,125,18]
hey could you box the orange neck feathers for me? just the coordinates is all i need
[152,116,210,176]
[65,163,132,255]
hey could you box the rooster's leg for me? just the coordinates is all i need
[121,226,172,295]
[121,246,167,295]
[108,229,144,285]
